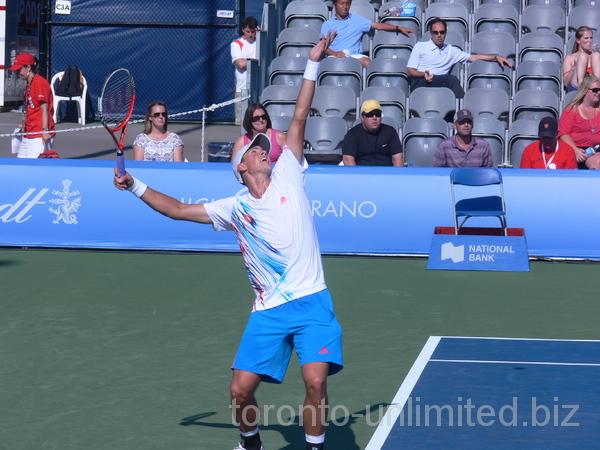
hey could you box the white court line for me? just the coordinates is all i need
[364,336,441,450]
[430,359,600,367]
[364,335,600,450]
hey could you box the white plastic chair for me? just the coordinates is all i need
[51,71,88,125]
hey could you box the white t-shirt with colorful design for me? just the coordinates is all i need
[204,147,326,311]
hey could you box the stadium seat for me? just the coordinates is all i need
[467,60,513,94]
[474,4,520,39]
[270,115,292,133]
[569,6,600,34]
[471,31,516,62]
[260,85,301,118]
[511,89,560,122]
[311,86,357,125]
[518,32,564,64]
[284,1,329,32]
[527,0,566,10]
[515,60,562,96]
[473,118,507,167]
[402,117,449,167]
[303,116,348,164]
[574,0,600,6]
[520,5,566,36]
[366,57,410,95]
[463,88,510,125]
[479,0,520,8]
[451,167,507,235]
[424,3,470,40]
[408,87,456,122]
[562,91,577,110]
[350,1,377,21]
[372,31,417,61]
[428,0,472,13]
[360,86,407,125]
[276,28,321,58]
[269,56,308,87]
[317,56,364,98]
[378,2,423,35]
[507,119,540,168]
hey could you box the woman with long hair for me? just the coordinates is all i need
[563,26,600,92]
[231,103,285,163]
[9,53,55,158]
[133,101,184,161]
[558,75,600,169]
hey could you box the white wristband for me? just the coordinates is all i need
[303,60,320,81]
[128,177,148,198]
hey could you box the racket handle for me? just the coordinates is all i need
[117,154,126,177]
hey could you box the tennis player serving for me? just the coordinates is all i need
[114,32,342,450]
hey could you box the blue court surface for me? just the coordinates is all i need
[366,336,600,449]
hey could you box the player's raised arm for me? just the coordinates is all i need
[286,31,336,163]
[113,168,213,224]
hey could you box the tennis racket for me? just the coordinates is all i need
[98,68,136,177]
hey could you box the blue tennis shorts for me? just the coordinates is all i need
[232,289,343,384]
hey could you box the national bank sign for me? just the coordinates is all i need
[429,231,530,272]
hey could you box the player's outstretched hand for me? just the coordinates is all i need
[309,31,337,62]
[113,167,133,191]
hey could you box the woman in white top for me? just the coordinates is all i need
[133,101,184,161]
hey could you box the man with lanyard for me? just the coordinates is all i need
[520,117,577,169]
[433,109,493,167]
[114,33,342,450]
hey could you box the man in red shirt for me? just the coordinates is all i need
[520,117,577,169]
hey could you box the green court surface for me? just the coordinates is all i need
[1,248,599,449]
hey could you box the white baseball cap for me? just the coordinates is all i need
[232,133,271,184]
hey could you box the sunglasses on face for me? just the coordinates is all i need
[151,112,167,118]
[252,114,268,122]
[363,111,382,118]
[590,88,600,93]
[431,30,446,35]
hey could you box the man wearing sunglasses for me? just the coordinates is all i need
[342,99,404,166]
[406,18,513,98]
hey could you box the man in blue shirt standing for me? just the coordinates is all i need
[321,0,413,68]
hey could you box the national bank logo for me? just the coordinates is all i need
[441,242,464,263]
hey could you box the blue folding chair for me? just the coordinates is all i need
[450,168,507,235]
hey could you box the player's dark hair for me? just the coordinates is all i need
[241,16,258,30]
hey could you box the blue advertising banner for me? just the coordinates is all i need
[0,159,599,259]
[428,233,530,272]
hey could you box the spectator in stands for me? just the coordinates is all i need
[321,0,413,69]
[520,117,577,169]
[342,99,404,166]
[231,16,258,125]
[406,18,512,98]
[433,109,493,167]
[10,53,55,158]
[133,101,184,162]
[563,26,600,93]
[232,103,285,163]
[558,75,600,169]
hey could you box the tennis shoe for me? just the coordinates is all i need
[233,444,264,450]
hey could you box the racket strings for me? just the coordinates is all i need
[101,72,134,128]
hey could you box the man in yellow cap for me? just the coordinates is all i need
[342,99,404,166]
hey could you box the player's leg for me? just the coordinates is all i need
[230,369,264,450]
[301,362,330,450]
